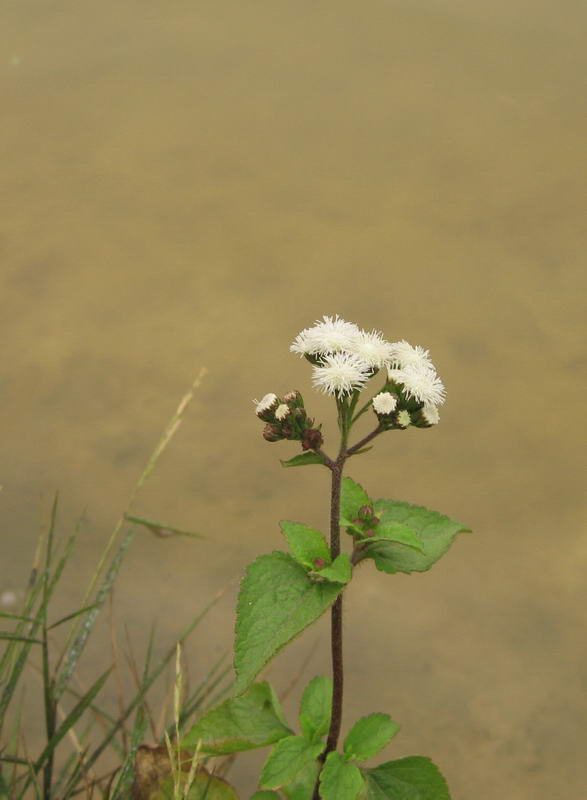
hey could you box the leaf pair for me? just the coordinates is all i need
[258,676,332,791]
[234,519,352,695]
[319,713,399,800]
[341,478,471,575]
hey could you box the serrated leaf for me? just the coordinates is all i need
[281,521,331,570]
[319,752,365,800]
[362,756,451,799]
[362,522,424,552]
[282,759,320,800]
[260,736,325,789]
[181,681,291,753]
[299,676,332,742]
[340,478,372,523]
[360,500,471,574]
[315,554,352,584]
[343,714,400,761]
[281,452,326,468]
[235,552,343,694]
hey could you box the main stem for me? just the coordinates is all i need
[325,459,344,755]
[312,448,346,799]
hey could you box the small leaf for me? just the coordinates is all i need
[319,751,365,800]
[234,552,343,694]
[315,554,352,584]
[349,446,373,456]
[282,759,320,800]
[260,735,324,789]
[343,713,400,761]
[362,756,451,799]
[299,676,332,742]
[361,500,471,574]
[181,681,291,753]
[361,522,424,552]
[280,521,331,570]
[124,514,205,539]
[340,478,372,523]
[281,452,326,468]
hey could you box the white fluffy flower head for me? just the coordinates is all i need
[372,391,397,415]
[312,352,371,397]
[388,340,434,372]
[274,403,290,421]
[291,315,359,358]
[348,329,394,370]
[388,364,446,406]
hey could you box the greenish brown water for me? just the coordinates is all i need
[1,1,586,796]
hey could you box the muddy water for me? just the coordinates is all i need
[1,2,586,797]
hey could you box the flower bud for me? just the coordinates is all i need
[283,390,304,408]
[358,504,374,521]
[274,403,290,422]
[372,391,398,417]
[255,393,279,422]
[412,404,440,428]
[262,423,283,442]
[301,427,324,451]
[392,409,411,429]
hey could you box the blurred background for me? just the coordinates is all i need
[1,1,586,797]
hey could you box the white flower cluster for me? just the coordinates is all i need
[290,317,445,424]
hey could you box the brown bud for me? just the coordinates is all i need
[262,423,282,442]
[301,428,324,451]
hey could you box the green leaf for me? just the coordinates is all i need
[340,477,372,523]
[361,522,424,552]
[360,500,471,574]
[251,792,282,799]
[299,676,332,742]
[280,522,331,570]
[282,757,320,799]
[319,752,365,800]
[315,554,352,584]
[124,514,205,539]
[362,756,451,799]
[234,552,343,694]
[181,681,290,753]
[260,735,324,789]
[343,714,400,761]
[281,452,326,467]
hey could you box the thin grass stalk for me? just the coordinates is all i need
[80,590,222,779]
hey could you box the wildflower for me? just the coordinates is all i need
[291,315,359,358]
[388,364,446,406]
[347,328,394,370]
[388,340,434,372]
[372,391,398,415]
[275,404,290,421]
[312,352,371,397]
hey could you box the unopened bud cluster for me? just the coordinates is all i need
[254,391,323,451]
